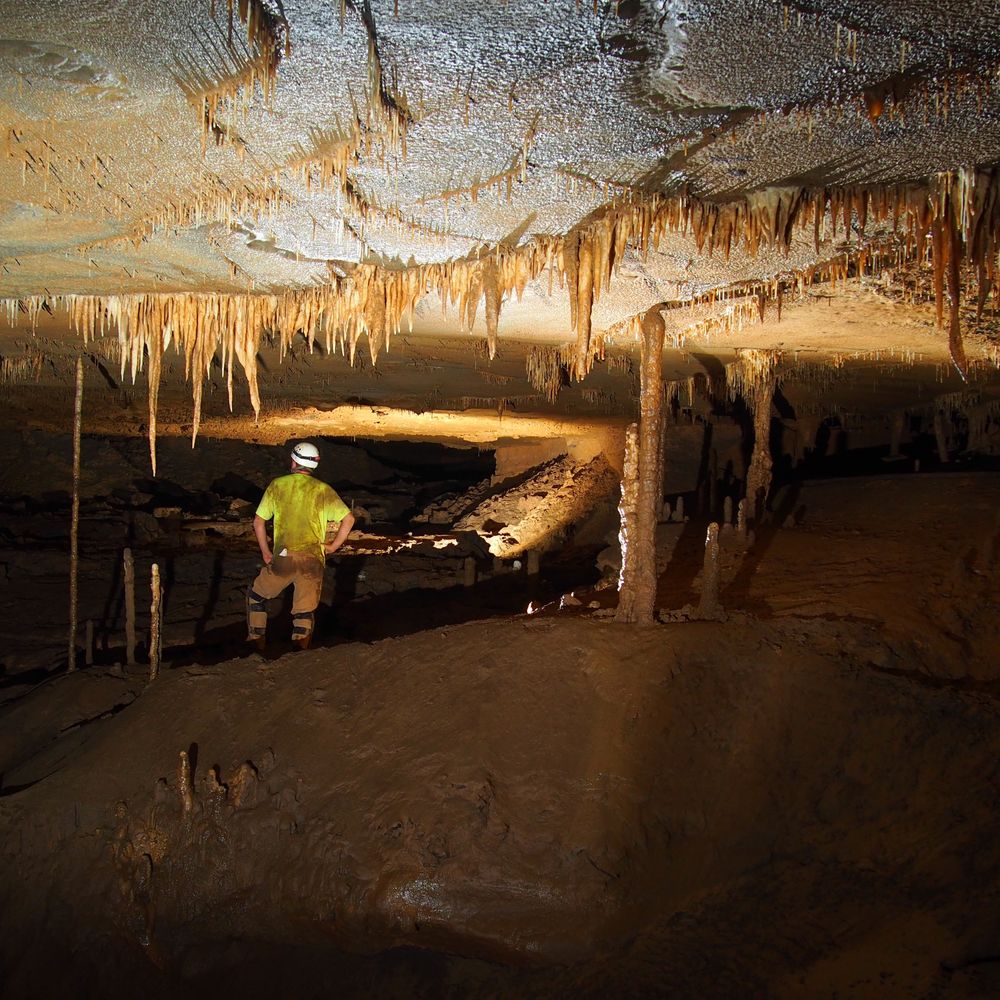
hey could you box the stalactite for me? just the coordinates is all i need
[463,267,482,335]
[0,351,45,384]
[565,232,579,338]
[526,346,565,403]
[573,234,594,381]
[352,0,409,157]
[363,273,387,365]
[5,168,1000,461]
[745,373,776,520]
[483,260,501,360]
[942,192,969,380]
[177,0,290,142]
[146,326,163,478]
[729,349,781,520]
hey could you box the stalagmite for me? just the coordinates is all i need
[737,498,748,540]
[178,749,194,814]
[85,620,93,667]
[149,563,162,682]
[616,421,639,613]
[723,495,733,531]
[228,761,258,808]
[616,307,665,625]
[697,523,722,619]
[67,356,83,673]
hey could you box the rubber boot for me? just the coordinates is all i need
[292,634,312,651]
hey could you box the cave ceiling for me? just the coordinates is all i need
[1,0,1000,445]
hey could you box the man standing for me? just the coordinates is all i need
[247,441,355,651]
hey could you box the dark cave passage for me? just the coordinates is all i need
[0,429,609,684]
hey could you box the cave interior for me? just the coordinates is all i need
[1,1,1000,997]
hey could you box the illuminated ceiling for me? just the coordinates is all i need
[1,0,999,443]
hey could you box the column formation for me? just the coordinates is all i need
[617,307,665,624]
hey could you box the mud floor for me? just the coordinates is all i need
[1,472,999,999]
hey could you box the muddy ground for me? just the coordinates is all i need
[0,471,998,999]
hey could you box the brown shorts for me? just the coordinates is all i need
[248,552,325,639]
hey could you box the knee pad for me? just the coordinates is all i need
[291,610,315,638]
[247,587,269,637]
[247,587,268,613]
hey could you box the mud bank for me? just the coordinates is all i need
[1,473,999,998]
[1,607,999,998]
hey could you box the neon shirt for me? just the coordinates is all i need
[256,473,350,561]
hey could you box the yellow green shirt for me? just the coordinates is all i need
[256,473,350,561]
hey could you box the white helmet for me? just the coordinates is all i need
[291,441,320,469]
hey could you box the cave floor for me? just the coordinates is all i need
[0,471,998,999]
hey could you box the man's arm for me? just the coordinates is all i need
[254,514,273,564]
[323,512,355,556]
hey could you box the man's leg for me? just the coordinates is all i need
[247,559,293,647]
[289,555,325,649]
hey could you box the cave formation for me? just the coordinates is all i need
[1,1,1000,997]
